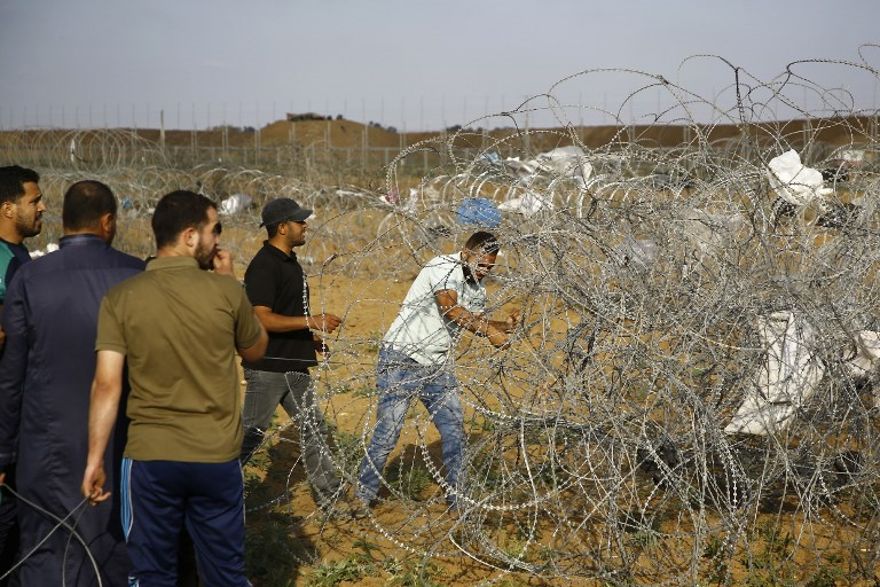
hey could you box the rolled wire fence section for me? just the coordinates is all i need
[3,53,880,584]
[307,58,880,584]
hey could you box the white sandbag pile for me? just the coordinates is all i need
[726,311,880,436]
[498,146,591,216]
[532,146,593,185]
[497,190,554,216]
[725,311,825,436]
[219,193,253,216]
[503,146,592,185]
[767,149,833,209]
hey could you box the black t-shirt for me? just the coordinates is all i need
[242,242,316,372]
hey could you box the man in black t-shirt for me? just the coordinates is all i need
[240,198,344,511]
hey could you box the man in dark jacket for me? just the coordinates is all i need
[0,180,144,586]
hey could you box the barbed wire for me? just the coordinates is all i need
[4,51,880,584]
[316,53,880,585]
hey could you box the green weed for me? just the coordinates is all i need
[327,427,365,477]
[386,457,434,500]
[350,385,375,398]
[803,564,844,587]
[703,535,724,560]
[702,534,729,585]
[741,523,797,587]
[385,558,442,587]
[307,554,374,587]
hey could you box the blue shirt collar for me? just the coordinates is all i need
[59,233,107,248]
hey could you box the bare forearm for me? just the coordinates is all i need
[86,382,121,469]
[254,307,342,334]
[443,306,493,336]
[257,312,311,332]
[435,290,511,347]
[238,323,269,363]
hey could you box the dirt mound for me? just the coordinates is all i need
[260,118,403,148]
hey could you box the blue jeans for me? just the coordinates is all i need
[357,346,463,504]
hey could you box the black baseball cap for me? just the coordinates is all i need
[259,197,313,227]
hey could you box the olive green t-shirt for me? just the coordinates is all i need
[95,256,263,463]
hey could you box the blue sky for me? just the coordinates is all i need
[1,0,878,130]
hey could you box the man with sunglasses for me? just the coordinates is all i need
[357,231,518,511]
[239,198,345,513]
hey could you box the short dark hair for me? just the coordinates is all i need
[63,180,117,231]
[266,222,280,238]
[0,165,40,205]
[464,231,500,254]
[152,190,216,249]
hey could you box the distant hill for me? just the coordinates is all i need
[0,115,876,155]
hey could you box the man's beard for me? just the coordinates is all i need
[16,215,41,238]
[195,241,216,270]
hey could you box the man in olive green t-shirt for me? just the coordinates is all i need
[81,190,268,586]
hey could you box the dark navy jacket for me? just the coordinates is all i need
[0,234,144,586]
